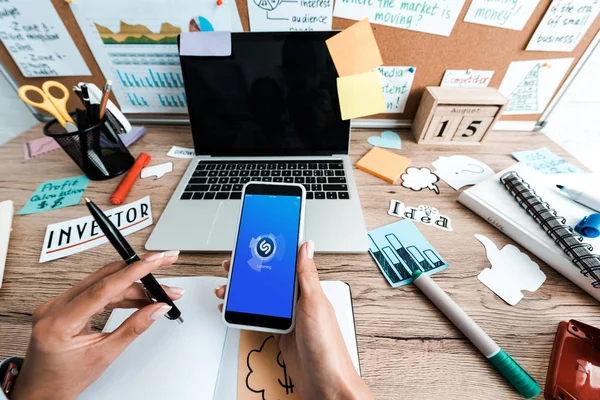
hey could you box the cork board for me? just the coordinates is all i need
[1,0,599,122]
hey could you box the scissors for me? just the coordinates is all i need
[18,81,77,132]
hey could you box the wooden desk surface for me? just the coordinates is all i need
[1,125,599,399]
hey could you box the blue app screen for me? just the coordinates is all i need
[226,194,302,318]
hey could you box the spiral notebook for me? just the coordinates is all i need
[459,163,600,301]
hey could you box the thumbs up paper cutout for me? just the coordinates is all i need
[475,234,546,306]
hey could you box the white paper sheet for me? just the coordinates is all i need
[432,155,495,190]
[0,0,90,77]
[70,1,236,114]
[527,0,600,52]
[39,196,153,263]
[247,0,334,31]
[377,66,416,113]
[333,0,466,37]
[464,0,539,30]
[440,69,494,88]
[80,277,229,400]
[498,58,573,115]
[141,162,173,179]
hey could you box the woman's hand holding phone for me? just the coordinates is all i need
[215,241,374,400]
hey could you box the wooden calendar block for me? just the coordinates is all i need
[424,115,461,141]
[452,116,494,142]
[412,87,508,145]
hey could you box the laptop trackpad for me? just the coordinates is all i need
[206,202,239,249]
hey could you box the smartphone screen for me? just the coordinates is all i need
[224,184,304,331]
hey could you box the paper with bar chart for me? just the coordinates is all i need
[70,0,234,114]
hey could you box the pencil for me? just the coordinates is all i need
[99,80,112,119]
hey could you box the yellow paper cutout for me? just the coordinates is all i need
[326,19,383,77]
[336,71,386,120]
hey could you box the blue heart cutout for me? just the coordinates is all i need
[367,131,401,149]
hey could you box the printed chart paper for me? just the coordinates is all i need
[527,0,600,52]
[40,196,153,263]
[368,219,449,288]
[464,0,539,30]
[0,0,90,77]
[441,69,494,87]
[19,176,89,215]
[247,0,334,31]
[378,66,415,113]
[498,58,573,115]
[70,0,235,114]
[333,0,466,37]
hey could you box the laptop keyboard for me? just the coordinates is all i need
[180,160,349,201]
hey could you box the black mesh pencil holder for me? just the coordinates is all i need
[44,115,134,181]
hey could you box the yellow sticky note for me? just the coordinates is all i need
[337,71,386,120]
[326,19,383,77]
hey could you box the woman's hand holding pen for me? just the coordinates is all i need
[11,252,182,400]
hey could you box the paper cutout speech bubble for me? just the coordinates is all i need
[141,162,173,180]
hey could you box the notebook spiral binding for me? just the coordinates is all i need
[500,171,600,288]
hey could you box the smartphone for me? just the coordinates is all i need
[222,182,306,334]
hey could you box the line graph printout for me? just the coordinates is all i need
[70,1,233,114]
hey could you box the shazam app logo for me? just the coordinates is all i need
[248,233,286,272]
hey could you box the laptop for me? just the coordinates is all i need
[145,31,368,253]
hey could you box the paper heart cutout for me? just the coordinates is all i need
[367,130,401,149]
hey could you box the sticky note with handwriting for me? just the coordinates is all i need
[18,176,89,215]
[337,71,386,120]
[378,66,416,113]
[464,0,539,30]
[326,19,382,77]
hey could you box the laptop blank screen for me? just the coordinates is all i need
[179,32,350,156]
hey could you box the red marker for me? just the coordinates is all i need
[110,152,151,205]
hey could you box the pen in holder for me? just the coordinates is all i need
[43,113,135,181]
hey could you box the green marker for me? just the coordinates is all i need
[411,270,540,399]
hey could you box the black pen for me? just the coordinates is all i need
[84,197,183,323]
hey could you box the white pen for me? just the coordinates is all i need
[556,185,600,213]
[0,200,14,289]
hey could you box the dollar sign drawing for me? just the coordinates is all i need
[37,200,48,209]
[277,352,294,395]
[51,197,64,209]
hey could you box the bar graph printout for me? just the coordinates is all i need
[368,220,449,288]
[70,0,236,113]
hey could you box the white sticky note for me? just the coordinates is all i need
[432,155,495,190]
[248,0,334,32]
[141,162,173,180]
[333,0,466,37]
[167,146,196,159]
[0,0,91,77]
[527,0,600,52]
[464,0,539,30]
[498,58,573,115]
[39,196,153,263]
[377,66,416,113]
[440,70,494,88]
[179,32,231,56]
[475,234,546,306]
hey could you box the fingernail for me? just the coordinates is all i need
[150,305,172,321]
[168,287,185,296]
[306,240,314,259]
[214,286,222,294]
[221,260,228,267]
[144,252,165,263]
[164,250,180,258]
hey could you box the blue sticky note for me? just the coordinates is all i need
[18,176,89,215]
[512,147,584,174]
[368,220,449,288]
